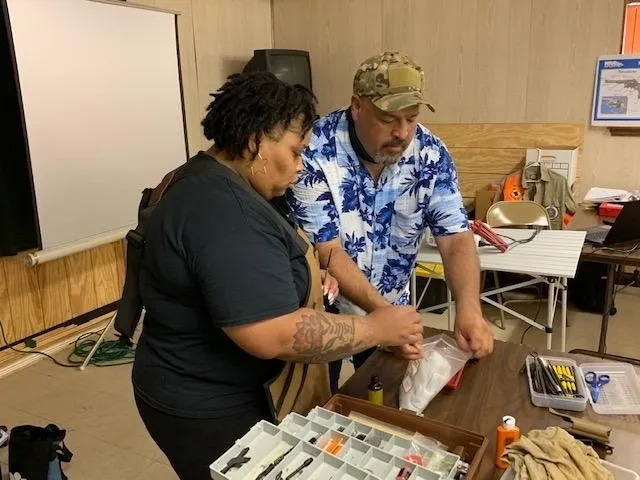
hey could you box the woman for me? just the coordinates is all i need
[132,71,423,479]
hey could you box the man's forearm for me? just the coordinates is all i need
[436,231,482,313]
[320,246,389,313]
[277,308,378,363]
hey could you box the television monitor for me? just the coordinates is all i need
[243,49,313,91]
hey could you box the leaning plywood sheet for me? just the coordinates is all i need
[425,123,585,204]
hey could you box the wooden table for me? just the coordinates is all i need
[568,208,640,365]
[339,328,640,479]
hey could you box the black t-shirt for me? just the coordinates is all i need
[132,153,310,418]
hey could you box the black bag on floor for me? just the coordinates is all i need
[568,261,616,315]
[8,424,72,480]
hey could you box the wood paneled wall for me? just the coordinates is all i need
[272,0,637,198]
[428,123,584,205]
[0,0,272,347]
[137,0,273,153]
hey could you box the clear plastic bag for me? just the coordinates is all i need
[399,334,471,413]
[401,435,454,476]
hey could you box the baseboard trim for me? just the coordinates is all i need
[0,314,113,379]
[0,300,119,353]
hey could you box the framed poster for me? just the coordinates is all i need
[592,54,640,127]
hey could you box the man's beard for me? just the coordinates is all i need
[372,153,403,165]
[373,141,407,165]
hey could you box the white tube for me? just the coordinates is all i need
[25,226,133,267]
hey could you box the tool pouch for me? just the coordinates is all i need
[264,228,331,423]
[549,408,612,445]
[9,424,73,480]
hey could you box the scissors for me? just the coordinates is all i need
[584,371,610,403]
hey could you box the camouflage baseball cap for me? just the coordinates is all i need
[353,50,435,113]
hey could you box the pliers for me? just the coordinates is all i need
[221,446,251,474]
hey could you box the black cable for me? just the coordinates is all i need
[480,229,540,251]
[502,228,541,251]
[520,286,544,345]
[0,319,135,368]
[520,325,534,344]
[0,320,77,368]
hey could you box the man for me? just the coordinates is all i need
[288,50,494,391]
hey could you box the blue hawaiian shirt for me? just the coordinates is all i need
[287,108,469,315]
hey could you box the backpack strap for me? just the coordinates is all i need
[114,155,215,340]
[114,153,308,340]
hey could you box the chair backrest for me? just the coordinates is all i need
[485,201,550,228]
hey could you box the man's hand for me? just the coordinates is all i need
[454,309,494,358]
[435,231,493,358]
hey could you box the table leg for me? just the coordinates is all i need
[570,263,640,366]
[546,279,555,350]
[598,263,616,354]
[561,277,567,353]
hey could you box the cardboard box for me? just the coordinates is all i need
[525,148,578,189]
[475,184,498,222]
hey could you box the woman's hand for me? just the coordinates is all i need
[321,269,339,305]
[366,306,423,347]
[390,343,425,361]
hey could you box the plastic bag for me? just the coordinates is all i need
[401,435,455,476]
[399,334,471,413]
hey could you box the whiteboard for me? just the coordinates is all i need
[6,0,187,250]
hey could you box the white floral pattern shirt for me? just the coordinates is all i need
[287,108,469,315]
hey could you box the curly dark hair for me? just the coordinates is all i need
[201,71,317,159]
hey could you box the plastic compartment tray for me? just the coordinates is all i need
[323,395,488,479]
[210,421,301,480]
[525,355,588,412]
[210,405,466,480]
[578,362,640,415]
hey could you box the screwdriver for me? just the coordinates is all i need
[279,457,313,480]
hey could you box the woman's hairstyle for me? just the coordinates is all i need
[201,71,317,159]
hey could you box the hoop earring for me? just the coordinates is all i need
[258,152,268,175]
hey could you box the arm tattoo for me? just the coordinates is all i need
[289,312,371,363]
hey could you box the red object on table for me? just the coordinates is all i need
[446,367,465,389]
[471,220,509,252]
[599,202,623,219]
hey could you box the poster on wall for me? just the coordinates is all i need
[592,54,640,127]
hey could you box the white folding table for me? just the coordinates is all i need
[413,229,586,352]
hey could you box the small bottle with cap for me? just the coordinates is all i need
[367,375,384,406]
[495,415,520,469]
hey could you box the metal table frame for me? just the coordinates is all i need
[413,229,586,352]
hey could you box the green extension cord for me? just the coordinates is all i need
[0,319,135,368]
[66,331,136,367]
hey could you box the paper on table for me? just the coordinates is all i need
[584,187,631,203]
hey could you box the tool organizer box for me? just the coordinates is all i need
[210,395,488,480]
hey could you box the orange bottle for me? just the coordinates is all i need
[495,416,520,469]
